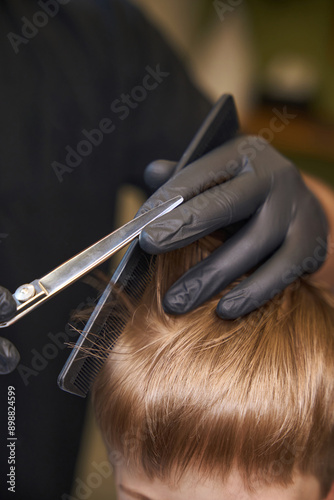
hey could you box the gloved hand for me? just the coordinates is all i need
[0,286,19,374]
[139,136,328,319]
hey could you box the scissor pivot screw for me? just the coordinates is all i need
[14,284,36,302]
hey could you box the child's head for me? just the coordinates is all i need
[92,236,334,500]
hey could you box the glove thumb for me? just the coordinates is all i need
[144,159,177,190]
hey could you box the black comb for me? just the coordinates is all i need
[58,94,239,397]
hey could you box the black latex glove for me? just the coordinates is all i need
[139,136,328,319]
[0,286,19,374]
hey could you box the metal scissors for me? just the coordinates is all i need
[0,195,183,328]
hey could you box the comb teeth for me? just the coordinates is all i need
[72,314,130,394]
[58,242,155,397]
[73,357,99,395]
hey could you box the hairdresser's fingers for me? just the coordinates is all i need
[144,160,178,190]
[216,200,327,319]
[0,286,17,322]
[0,337,20,375]
[162,209,286,314]
[216,246,304,319]
[140,166,267,253]
[0,288,19,374]
[138,141,245,216]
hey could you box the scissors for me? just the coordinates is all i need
[0,196,183,328]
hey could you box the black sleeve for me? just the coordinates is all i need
[53,0,212,192]
[95,0,212,191]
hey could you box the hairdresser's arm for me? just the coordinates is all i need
[303,174,334,290]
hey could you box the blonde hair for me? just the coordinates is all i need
[92,236,334,495]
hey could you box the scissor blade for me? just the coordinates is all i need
[40,195,183,295]
[0,195,183,328]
